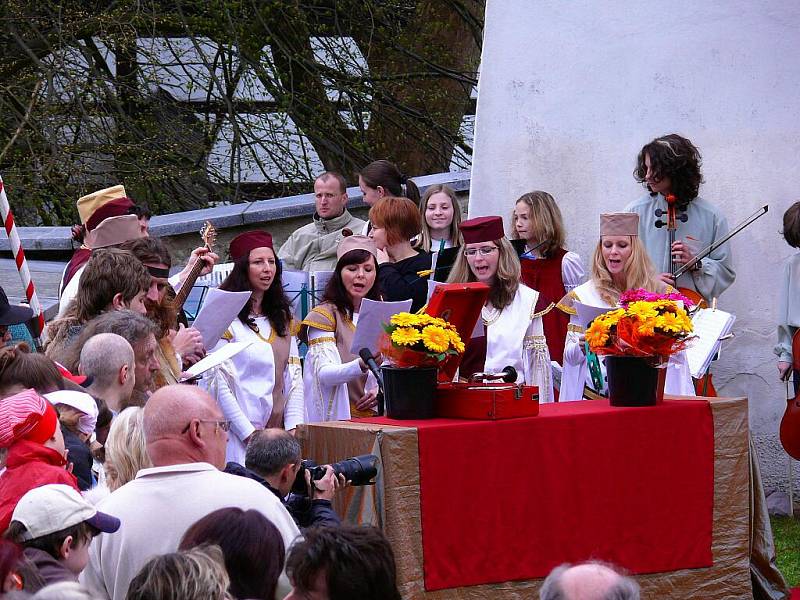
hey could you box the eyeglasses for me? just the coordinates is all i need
[181,419,232,434]
[464,246,498,257]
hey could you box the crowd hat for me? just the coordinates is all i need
[600,213,639,237]
[44,390,98,436]
[54,363,92,388]
[83,214,143,249]
[77,185,131,228]
[230,230,274,261]
[337,234,377,260]
[458,216,505,244]
[0,287,33,327]
[0,389,58,448]
[11,484,121,541]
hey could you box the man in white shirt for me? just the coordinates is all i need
[81,384,301,600]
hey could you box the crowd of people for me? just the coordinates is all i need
[0,131,762,599]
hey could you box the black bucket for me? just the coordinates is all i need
[605,356,665,407]
[381,366,438,419]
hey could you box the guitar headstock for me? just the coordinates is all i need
[200,221,217,250]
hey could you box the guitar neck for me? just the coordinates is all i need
[173,247,209,311]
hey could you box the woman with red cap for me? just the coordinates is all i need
[204,231,304,465]
[447,216,553,402]
[0,389,78,532]
[300,235,382,421]
[559,213,693,401]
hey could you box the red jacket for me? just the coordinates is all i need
[0,440,79,533]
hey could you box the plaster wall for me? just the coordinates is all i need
[470,1,800,492]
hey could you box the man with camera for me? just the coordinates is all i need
[227,429,343,528]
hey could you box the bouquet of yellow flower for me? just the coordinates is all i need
[380,312,466,368]
[585,297,694,359]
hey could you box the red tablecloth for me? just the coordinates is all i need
[360,399,714,591]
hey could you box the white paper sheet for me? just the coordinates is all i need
[350,298,412,355]
[183,341,254,379]
[685,308,735,378]
[311,271,334,305]
[282,269,311,319]
[191,288,252,348]
[575,301,615,328]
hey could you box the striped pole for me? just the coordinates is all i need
[0,175,46,337]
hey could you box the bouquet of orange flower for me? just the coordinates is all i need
[585,296,694,359]
[380,312,465,368]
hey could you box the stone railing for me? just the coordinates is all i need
[0,170,471,263]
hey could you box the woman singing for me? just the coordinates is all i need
[205,231,303,464]
[301,235,382,421]
[447,216,553,403]
[559,213,693,401]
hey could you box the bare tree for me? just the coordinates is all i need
[0,1,483,225]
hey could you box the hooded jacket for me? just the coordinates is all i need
[0,439,79,532]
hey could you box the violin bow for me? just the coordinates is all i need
[673,204,768,278]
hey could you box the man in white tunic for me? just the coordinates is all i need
[81,385,300,600]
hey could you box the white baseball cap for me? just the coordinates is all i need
[44,390,99,436]
[11,484,121,541]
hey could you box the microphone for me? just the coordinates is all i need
[358,348,385,416]
[501,366,518,383]
[358,348,384,391]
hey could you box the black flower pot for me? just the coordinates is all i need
[605,356,666,407]
[381,366,438,419]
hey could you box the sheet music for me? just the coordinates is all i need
[574,302,614,328]
[282,269,311,319]
[191,288,252,349]
[184,341,254,379]
[350,298,412,355]
[311,271,334,305]
[685,308,736,379]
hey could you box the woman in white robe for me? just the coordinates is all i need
[204,230,303,464]
[559,213,694,401]
[447,216,554,403]
[301,235,380,422]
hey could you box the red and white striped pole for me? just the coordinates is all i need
[0,175,46,337]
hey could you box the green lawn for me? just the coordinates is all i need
[772,515,800,587]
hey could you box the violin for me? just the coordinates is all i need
[655,196,715,394]
[654,194,703,305]
[779,330,800,460]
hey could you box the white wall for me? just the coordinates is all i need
[470,0,800,492]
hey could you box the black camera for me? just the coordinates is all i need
[292,454,379,495]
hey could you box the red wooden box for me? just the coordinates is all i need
[425,282,540,420]
[435,382,540,420]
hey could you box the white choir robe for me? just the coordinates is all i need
[560,281,695,402]
[479,284,555,404]
[202,316,304,464]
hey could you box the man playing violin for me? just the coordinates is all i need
[624,133,735,303]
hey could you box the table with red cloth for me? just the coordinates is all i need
[297,396,756,599]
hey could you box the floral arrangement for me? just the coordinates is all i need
[380,312,465,368]
[586,292,695,359]
[619,288,695,308]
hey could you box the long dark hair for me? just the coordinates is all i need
[219,251,292,337]
[323,250,382,319]
[634,133,703,204]
[180,508,285,600]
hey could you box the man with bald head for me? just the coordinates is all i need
[540,561,640,600]
[80,333,136,413]
[81,384,300,600]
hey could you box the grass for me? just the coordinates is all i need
[772,515,800,587]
